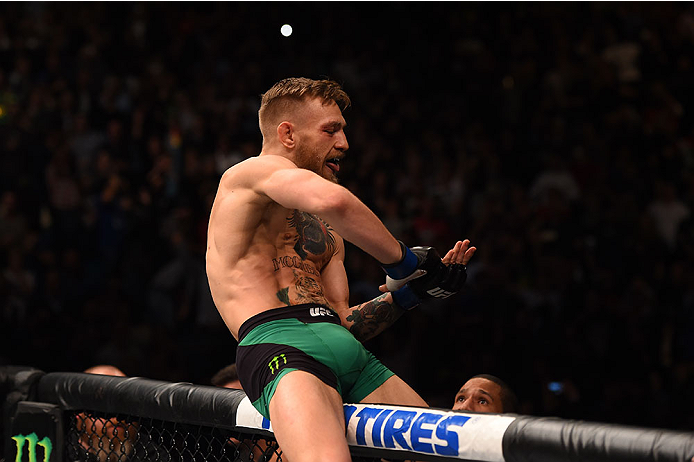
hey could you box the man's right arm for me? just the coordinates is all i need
[252,155,404,265]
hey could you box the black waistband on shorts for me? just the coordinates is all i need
[238,303,342,342]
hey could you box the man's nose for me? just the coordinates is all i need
[459,401,476,412]
[335,132,349,151]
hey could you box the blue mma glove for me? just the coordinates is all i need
[381,241,434,288]
[389,248,468,310]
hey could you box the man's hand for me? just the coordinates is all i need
[442,239,476,266]
[379,240,476,310]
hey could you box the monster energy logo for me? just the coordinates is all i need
[268,354,287,374]
[12,433,53,462]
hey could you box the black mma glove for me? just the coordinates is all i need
[390,250,468,310]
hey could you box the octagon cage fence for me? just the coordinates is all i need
[1,367,693,462]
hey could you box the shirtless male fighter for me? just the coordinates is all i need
[206,77,476,462]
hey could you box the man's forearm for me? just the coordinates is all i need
[315,187,403,265]
[344,293,405,342]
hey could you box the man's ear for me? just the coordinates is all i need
[277,121,295,149]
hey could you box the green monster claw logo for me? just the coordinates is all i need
[268,354,287,374]
[12,433,53,462]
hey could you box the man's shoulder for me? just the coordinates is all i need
[222,155,297,180]
[216,155,302,209]
[237,154,297,169]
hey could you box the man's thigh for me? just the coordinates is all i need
[359,374,428,407]
[269,370,352,462]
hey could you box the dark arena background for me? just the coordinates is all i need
[1,2,694,460]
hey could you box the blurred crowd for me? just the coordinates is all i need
[1,2,694,430]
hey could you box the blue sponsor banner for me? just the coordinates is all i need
[344,404,515,461]
[238,399,515,461]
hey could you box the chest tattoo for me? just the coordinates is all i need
[288,211,335,259]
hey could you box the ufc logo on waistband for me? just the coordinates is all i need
[309,307,334,317]
[427,287,454,298]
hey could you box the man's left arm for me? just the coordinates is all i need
[323,238,476,343]
[321,241,403,342]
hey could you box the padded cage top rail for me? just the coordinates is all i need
[25,372,694,462]
[36,372,249,431]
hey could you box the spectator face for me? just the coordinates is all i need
[452,377,504,413]
[78,366,136,462]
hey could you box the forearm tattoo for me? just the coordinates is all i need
[346,294,403,342]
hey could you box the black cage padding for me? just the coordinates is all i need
[36,373,247,431]
[25,371,694,462]
[503,416,694,462]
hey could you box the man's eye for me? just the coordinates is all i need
[457,396,465,402]
[479,398,488,405]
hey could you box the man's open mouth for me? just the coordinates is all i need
[326,157,342,173]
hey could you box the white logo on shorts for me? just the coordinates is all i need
[309,307,334,317]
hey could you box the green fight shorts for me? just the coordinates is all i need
[235,303,395,420]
